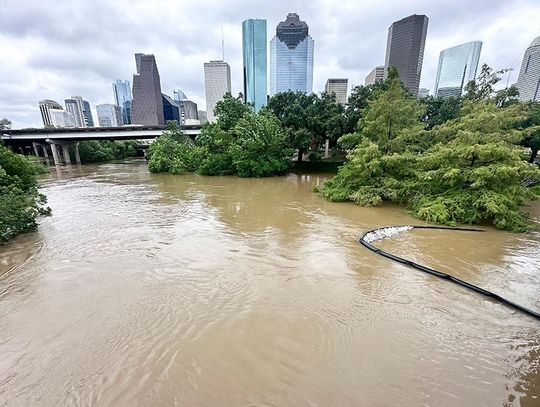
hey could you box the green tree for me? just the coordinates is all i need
[421,96,462,129]
[0,118,12,130]
[464,63,509,101]
[344,80,388,134]
[0,144,50,242]
[520,102,540,163]
[214,93,252,131]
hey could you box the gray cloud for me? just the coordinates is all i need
[0,0,539,128]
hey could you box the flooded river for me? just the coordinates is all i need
[0,159,539,406]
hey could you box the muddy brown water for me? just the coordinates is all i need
[0,159,539,406]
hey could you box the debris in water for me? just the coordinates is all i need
[362,226,413,243]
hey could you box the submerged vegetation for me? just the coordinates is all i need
[0,144,50,242]
[74,140,139,163]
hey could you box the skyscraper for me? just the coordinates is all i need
[174,90,199,124]
[434,41,482,98]
[242,19,267,112]
[325,79,348,104]
[270,13,314,95]
[82,100,94,127]
[96,104,122,127]
[39,100,63,127]
[204,60,231,122]
[162,94,181,123]
[384,14,429,95]
[516,36,540,102]
[64,97,86,127]
[131,54,165,126]
[112,79,132,125]
[365,66,385,86]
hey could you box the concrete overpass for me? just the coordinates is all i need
[1,124,202,166]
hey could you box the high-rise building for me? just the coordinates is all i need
[516,36,540,102]
[39,99,63,127]
[198,110,208,124]
[365,66,385,86]
[162,94,181,123]
[135,53,143,74]
[64,97,86,127]
[49,110,76,128]
[325,79,348,104]
[270,13,314,95]
[434,41,482,98]
[242,19,267,112]
[384,14,429,95]
[418,88,430,98]
[82,100,94,127]
[131,54,165,126]
[204,60,231,122]
[96,104,122,127]
[112,80,132,125]
[174,89,199,124]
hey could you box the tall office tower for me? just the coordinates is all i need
[131,54,165,126]
[112,79,133,124]
[162,94,181,123]
[96,104,122,127]
[242,19,267,112]
[39,99,64,126]
[325,79,348,104]
[516,36,540,102]
[365,66,385,86]
[82,100,94,127]
[434,41,482,98]
[198,110,208,124]
[204,60,231,122]
[49,110,76,127]
[135,53,143,74]
[65,97,86,127]
[384,14,429,95]
[174,89,199,124]
[270,13,314,95]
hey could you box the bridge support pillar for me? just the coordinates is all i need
[324,139,329,159]
[62,145,71,165]
[41,144,49,158]
[50,143,61,167]
[32,142,40,157]
[74,142,81,165]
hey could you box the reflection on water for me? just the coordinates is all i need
[0,159,539,406]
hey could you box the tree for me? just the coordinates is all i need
[464,64,509,101]
[318,78,540,232]
[520,102,540,163]
[214,93,252,131]
[344,80,389,134]
[421,96,462,129]
[0,118,12,130]
[0,144,50,242]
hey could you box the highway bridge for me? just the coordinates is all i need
[1,125,202,166]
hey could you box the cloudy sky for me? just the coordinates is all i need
[1,0,540,128]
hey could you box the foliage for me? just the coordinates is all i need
[464,64,510,101]
[214,93,252,131]
[0,144,50,242]
[318,72,540,232]
[75,140,138,163]
[0,118,12,130]
[266,90,346,160]
[147,107,292,178]
[420,96,462,129]
[520,102,540,163]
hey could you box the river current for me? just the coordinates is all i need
[0,159,539,406]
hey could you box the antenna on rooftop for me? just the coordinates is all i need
[221,25,225,61]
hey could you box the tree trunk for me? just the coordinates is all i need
[528,148,538,163]
[297,148,304,162]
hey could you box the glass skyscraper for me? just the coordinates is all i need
[270,13,314,95]
[434,41,482,98]
[516,36,540,102]
[242,19,267,112]
[384,14,429,95]
[112,79,132,125]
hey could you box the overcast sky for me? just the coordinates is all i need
[1,0,540,129]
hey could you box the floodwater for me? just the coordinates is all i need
[0,159,539,406]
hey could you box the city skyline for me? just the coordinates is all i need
[1,0,540,128]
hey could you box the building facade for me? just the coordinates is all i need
[270,13,314,95]
[198,110,208,124]
[174,90,199,124]
[131,54,165,126]
[418,88,430,98]
[434,41,482,98]
[516,36,540,102]
[82,100,94,127]
[325,79,348,104]
[112,79,132,125]
[65,97,86,127]
[384,14,429,95]
[96,104,122,127]
[242,19,267,112]
[162,94,181,123]
[204,60,231,122]
[39,100,63,127]
[365,66,385,86]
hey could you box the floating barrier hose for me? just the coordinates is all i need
[359,225,540,321]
